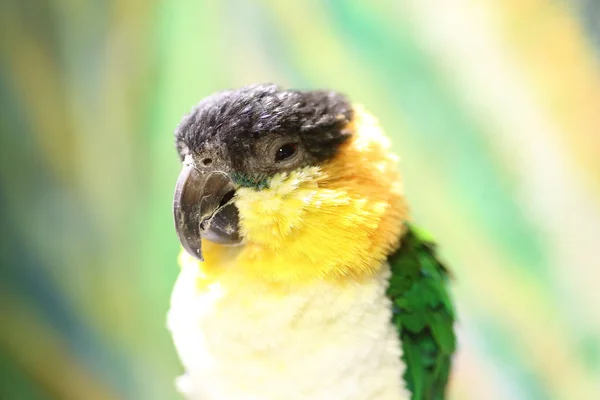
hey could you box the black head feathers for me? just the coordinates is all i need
[175,84,353,174]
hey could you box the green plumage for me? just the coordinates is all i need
[387,224,456,400]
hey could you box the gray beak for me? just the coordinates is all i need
[173,166,241,260]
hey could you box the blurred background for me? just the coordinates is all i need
[1,0,599,399]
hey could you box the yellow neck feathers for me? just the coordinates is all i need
[185,107,408,287]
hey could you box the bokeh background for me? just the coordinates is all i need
[1,1,599,399]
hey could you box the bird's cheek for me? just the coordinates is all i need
[234,189,283,243]
[234,189,308,245]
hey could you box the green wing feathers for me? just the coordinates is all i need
[387,224,456,400]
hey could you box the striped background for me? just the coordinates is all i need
[1,1,599,399]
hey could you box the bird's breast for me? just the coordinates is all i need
[167,260,408,400]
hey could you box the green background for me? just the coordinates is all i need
[1,1,600,399]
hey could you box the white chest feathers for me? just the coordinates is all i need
[167,263,408,400]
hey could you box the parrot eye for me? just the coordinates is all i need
[274,143,298,162]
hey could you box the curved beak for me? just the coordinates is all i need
[173,166,241,260]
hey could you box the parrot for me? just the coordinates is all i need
[168,84,456,400]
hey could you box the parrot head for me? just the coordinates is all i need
[173,84,408,285]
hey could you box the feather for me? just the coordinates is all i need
[387,224,456,400]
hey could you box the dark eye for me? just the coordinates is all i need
[274,143,298,162]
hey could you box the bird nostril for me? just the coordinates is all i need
[219,189,235,208]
